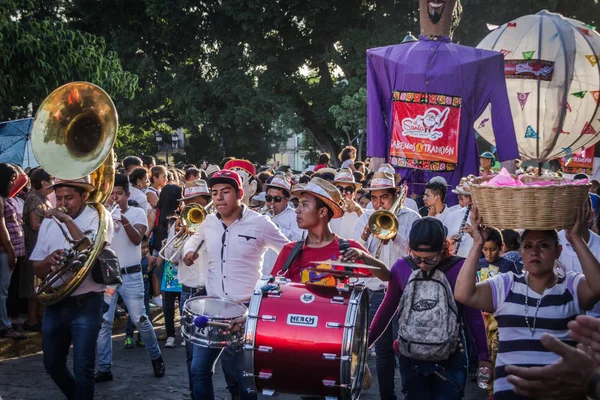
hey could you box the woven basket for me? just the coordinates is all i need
[469,176,590,230]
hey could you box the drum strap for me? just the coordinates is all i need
[280,240,305,273]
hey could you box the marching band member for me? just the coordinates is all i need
[419,176,452,224]
[182,170,289,400]
[96,174,164,383]
[377,163,420,213]
[330,169,364,240]
[271,177,389,284]
[445,178,474,257]
[30,177,115,399]
[353,171,420,400]
[261,176,304,275]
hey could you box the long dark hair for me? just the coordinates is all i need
[151,184,183,252]
[0,163,17,197]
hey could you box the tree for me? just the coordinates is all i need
[0,0,137,121]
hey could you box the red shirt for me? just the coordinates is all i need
[313,164,328,172]
[271,236,371,285]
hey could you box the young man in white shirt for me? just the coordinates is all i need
[330,169,364,240]
[96,174,164,382]
[419,177,450,224]
[261,176,304,274]
[182,169,289,400]
[30,177,115,400]
[377,163,420,213]
[353,171,420,400]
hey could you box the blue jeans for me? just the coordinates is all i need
[125,276,150,337]
[97,272,161,372]
[398,339,468,400]
[369,289,399,400]
[181,287,207,396]
[0,252,13,331]
[42,292,104,400]
[191,345,256,400]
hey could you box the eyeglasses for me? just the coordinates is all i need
[409,253,441,266]
[265,195,285,203]
[336,186,355,194]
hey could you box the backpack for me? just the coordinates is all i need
[396,256,462,362]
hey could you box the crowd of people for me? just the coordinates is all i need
[2,145,600,400]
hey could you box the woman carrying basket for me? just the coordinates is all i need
[455,201,600,400]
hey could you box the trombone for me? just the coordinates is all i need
[366,185,407,259]
[159,202,211,262]
[260,206,275,218]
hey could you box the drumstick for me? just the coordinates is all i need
[193,315,230,329]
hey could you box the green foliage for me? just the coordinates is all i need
[0,1,137,120]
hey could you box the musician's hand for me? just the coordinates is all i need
[183,251,198,266]
[450,234,460,242]
[229,316,247,333]
[46,249,65,268]
[341,248,367,263]
[45,208,70,223]
[462,224,473,237]
[345,199,361,214]
[361,225,371,242]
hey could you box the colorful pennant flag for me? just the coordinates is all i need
[579,28,592,36]
[478,118,490,129]
[500,49,512,58]
[587,55,599,67]
[507,22,517,28]
[586,24,597,30]
[553,127,571,135]
[581,122,597,135]
[486,23,499,31]
[525,126,539,139]
[522,51,535,60]
[491,146,497,154]
[566,102,572,112]
[517,92,530,111]
[571,91,588,99]
[562,147,573,162]
[592,91,600,105]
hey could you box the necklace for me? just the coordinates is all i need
[524,274,555,337]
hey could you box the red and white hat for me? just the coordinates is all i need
[207,170,243,190]
[363,172,399,192]
[178,180,210,201]
[265,176,292,194]
[332,169,362,190]
[223,159,256,177]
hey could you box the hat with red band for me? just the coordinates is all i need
[207,170,243,190]
[223,159,256,177]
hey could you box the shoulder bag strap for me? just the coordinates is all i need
[280,240,305,273]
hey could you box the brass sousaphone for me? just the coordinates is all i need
[32,82,117,305]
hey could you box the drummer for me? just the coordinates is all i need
[271,177,389,286]
[182,169,289,400]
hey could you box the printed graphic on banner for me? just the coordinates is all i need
[517,92,530,110]
[389,91,461,172]
[559,146,594,174]
[505,60,554,81]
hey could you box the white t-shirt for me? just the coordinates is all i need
[558,230,600,317]
[403,198,419,213]
[30,205,115,296]
[330,210,361,241]
[129,186,150,213]
[164,223,208,288]
[444,206,473,258]
[262,205,304,275]
[110,206,147,269]
[341,159,354,169]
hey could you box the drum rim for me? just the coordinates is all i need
[340,286,369,400]
[183,295,248,321]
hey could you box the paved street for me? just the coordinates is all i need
[0,315,487,400]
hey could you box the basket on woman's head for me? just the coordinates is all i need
[469,169,590,230]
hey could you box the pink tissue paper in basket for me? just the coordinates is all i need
[481,168,589,187]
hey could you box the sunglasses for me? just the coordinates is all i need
[265,195,285,203]
[336,186,355,194]
[409,252,441,266]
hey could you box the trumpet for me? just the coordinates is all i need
[260,206,275,218]
[159,202,211,262]
[366,185,407,259]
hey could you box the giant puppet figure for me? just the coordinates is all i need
[223,159,258,206]
[366,0,519,201]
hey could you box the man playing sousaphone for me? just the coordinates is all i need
[330,169,364,239]
[353,170,421,400]
[30,176,115,399]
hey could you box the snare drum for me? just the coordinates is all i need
[181,296,248,349]
[243,277,369,399]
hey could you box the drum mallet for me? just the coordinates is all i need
[194,315,231,329]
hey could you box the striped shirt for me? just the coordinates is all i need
[487,271,584,399]
[0,197,25,257]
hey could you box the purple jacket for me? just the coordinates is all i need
[366,36,518,202]
[368,257,490,362]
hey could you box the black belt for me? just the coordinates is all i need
[181,285,205,293]
[121,265,142,275]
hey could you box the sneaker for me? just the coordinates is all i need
[136,335,145,347]
[2,328,26,339]
[152,356,165,377]
[165,336,176,348]
[124,336,134,349]
[151,295,163,307]
[95,371,113,383]
[181,338,186,347]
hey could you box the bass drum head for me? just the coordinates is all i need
[345,288,369,400]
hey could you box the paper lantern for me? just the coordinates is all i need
[475,10,600,162]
